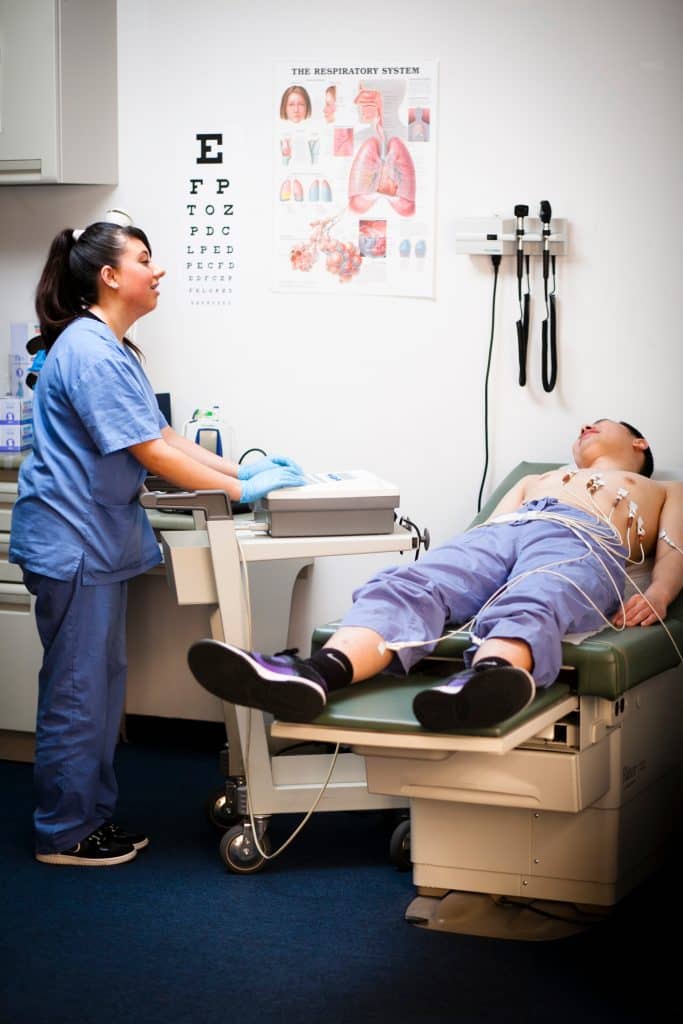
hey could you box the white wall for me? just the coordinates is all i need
[1,0,681,643]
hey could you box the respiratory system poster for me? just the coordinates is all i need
[273,62,438,298]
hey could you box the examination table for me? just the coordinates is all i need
[271,462,683,940]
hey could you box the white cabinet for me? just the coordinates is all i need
[0,0,117,185]
[0,478,41,760]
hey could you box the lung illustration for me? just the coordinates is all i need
[348,136,415,217]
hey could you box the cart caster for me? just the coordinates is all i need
[206,787,240,831]
[389,818,411,871]
[220,825,272,874]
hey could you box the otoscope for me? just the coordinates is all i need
[514,204,530,386]
[539,200,557,392]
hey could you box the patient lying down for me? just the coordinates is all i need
[188,419,683,732]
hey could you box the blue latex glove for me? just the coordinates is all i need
[238,455,304,480]
[30,349,47,373]
[240,466,307,504]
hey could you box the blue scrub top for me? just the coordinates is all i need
[9,315,166,584]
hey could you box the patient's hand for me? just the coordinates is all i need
[612,586,668,628]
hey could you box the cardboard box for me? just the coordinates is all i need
[0,396,33,424]
[0,420,33,453]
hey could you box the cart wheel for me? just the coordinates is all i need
[206,788,239,831]
[219,825,272,874]
[389,818,411,871]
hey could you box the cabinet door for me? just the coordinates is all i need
[0,583,40,732]
[0,0,59,182]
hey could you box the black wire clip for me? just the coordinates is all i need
[396,514,431,560]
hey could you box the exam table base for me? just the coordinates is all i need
[273,665,683,937]
[401,764,681,940]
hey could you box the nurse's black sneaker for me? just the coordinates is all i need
[100,821,149,851]
[188,639,327,723]
[412,661,536,731]
[35,827,137,867]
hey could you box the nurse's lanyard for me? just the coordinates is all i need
[540,200,558,393]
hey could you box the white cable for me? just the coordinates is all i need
[383,508,682,666]
[233,532,343,862]
[245,713,341,861]
[660,529,683,557]
[385,511,615,652]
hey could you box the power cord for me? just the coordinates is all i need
[476,254,501,512]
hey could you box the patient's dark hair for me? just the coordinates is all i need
[620,421,654,478]
[35,222,151,356]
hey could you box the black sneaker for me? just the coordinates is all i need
[413,664,536,731]
[35,827,137,867]
[100,821,149,850]
[188,639,327,723]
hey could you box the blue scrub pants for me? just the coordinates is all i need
[23,563,128,854]
[340,499,626,687]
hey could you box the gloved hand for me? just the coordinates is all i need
[240,466,307,504]
[238,454,304,480]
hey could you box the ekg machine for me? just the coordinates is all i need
[255,470,401,537]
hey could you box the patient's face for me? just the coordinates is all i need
[572,419,644,469]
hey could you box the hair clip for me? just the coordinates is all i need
[72,228,84,241]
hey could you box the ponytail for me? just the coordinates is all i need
[35,230,82,349]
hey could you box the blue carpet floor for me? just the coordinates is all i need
[0,736,678,1024]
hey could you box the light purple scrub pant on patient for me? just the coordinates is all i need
[339,498,627,687]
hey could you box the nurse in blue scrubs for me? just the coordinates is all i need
[9,221,305,867]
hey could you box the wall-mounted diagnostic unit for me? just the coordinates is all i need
[454,214,567,257]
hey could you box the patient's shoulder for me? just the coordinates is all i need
[662,479,683,501]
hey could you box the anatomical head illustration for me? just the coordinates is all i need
[280,85,312,122]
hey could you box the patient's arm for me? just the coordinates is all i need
[613,480,683,627]
[485,475,535,520]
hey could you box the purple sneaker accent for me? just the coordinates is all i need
[188,640,327,723]
[412,664,536,732]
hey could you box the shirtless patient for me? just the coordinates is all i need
[188,420,683,731]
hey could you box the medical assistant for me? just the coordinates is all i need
[340,498,627,687]
[9,314,165,852]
